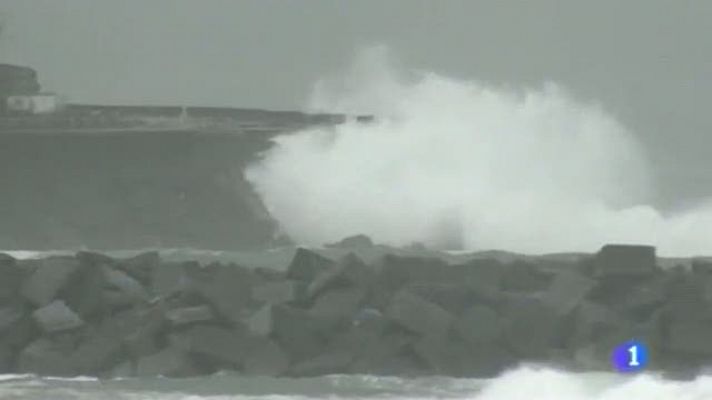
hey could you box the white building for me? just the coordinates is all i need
[6,93,59,114]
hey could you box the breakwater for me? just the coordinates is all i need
[0,242,710,379]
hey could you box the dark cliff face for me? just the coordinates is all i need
[0,128,282,250]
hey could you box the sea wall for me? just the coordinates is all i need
[0,242,710,379]
[0,106,370,250]
[0,128,279,250]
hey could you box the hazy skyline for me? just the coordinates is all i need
[1,1,712,205]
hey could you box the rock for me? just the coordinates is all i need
[268,305,327,363]
[413,335,511,377]
[501,295,558,359]
[379,256,503,294]
[17,338,75,376]
[289,352,354,377]
[241,338,289,376]
[70,328,125,375]
[61,261,106,320]
[501,261,553,293]
[569,301,623,348]
[165,305,214,326]
[405,283,495,315]
[187,263,256,325]
[307,253,372,298]
[107,360,134,378]
[246,304,274,337]
[592,244,657,278]
[352,307,384,327]
[378,255,449,292]
[21,256,80,307]
[572,344,610,370]
[152,261,196,297]
[286,248,335,282]
[0,254,22,303]
[329,324,415,375]
[385,290,455,338]
[542,271,595,316]
[0,311,37,351]
[0,305,25,332]
[453,304,502,347]
[106,305,167,359]
[0,344,12,373]
[117,251,160,286]
[666,320,712,357]
[103,265,150,307]
[75,251,115,268]
[570,301,661,369]
[254,267,287,282]
[619,277,668,318]
[170,325,247,369]
[171,325,288,375]
[10,248,712,378]
[135,346,197,377]
[326,234,374,249]
[252,280,306,305]
[664,273,710,321]
[452,259,504,290]
[412,335,469,376]
[310,287,365,319]
[308,287,365,333]
[32,300,84,333]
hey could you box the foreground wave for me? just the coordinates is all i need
[1,367,711,400]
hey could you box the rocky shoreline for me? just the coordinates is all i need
[0,241,710,379]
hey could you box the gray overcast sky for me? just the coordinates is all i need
[1,0,711,204]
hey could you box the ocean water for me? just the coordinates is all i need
[1,367,711,400]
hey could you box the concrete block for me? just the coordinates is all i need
[188,263,256,324]
[118,251,160,285]
[151,261,195,297]
[307,253,372,298]
[21,256,79,307]
[453,304,502,346]
[593,244,657,278]
[17,338,75,376]
[501,295,558,359]
[253,280,305,305]
[385,290,454,338]
[165,305,214,326]
[542,271,595,316]
[309,287,365,321]
[103,265,150,306]
[0,254,22,303]
[32,300,84,333]
[501,261,553,293]
[286,248,334,282]
[326,234,374,249]
[135,346,197,377]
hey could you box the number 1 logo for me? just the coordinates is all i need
[612,340,648,373]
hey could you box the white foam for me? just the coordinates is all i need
[0,373,34,381]
[474,367,712,400]
[246,46,712,257]
[1,250,59,260]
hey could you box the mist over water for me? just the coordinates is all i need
[246,47,712,256]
